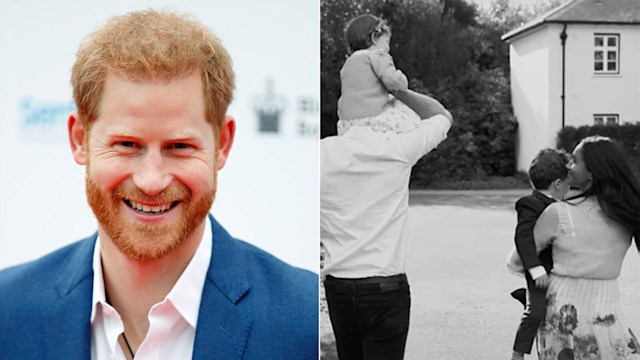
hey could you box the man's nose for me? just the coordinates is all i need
[132,149,173,196]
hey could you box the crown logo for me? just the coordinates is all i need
[254,79,286,133]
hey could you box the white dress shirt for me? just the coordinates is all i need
[321,115,450,278]
[90,217,212,360]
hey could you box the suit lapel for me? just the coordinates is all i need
[40,219,254,359]
[192,215,253,360]
[44,236,96,360]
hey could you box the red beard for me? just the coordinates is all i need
[85,168,215,261]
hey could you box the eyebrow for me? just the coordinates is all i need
[106,128,202,140]
[164,130,201,141]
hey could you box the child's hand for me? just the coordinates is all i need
[535,274,550,289]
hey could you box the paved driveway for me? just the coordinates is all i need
[321,190,640,360]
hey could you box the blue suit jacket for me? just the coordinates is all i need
[0,215,318,359]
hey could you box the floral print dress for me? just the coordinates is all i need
[534,200,640,360]
[538,277,640,359]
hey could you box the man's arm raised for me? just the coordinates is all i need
[393,89,453,166]
[394,89,453,125]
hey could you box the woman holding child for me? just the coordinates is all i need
[532,136,640,359]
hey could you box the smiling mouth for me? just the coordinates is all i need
[123,198,179,214]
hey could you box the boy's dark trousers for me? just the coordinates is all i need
[324,274,410,360]
[511,190,555,354]
[513,270,548,354]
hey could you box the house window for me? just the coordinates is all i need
[594,34,619,74]
[593,114,619,125]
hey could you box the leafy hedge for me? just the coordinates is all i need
[409,66,518,187]
[557,123,640,179]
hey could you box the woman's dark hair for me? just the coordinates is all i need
[570,136,640,249]
[344,14,390,53]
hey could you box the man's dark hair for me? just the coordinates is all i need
[528,148,571,190]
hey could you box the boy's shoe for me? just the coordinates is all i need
[510,288,527,308]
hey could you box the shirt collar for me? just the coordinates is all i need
[166,217,212,328]
[90,216,213,328]
[537,190,557,201]
[90,235,107,323]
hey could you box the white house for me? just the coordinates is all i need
[502,0,640,171]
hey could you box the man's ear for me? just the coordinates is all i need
[216,116,236,170]
[68,111,88,165]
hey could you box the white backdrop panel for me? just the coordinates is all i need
[0,0,319,272]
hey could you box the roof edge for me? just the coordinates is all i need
[502,19,640,42]
[501,0,577,42]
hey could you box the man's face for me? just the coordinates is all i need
[71,73,232,260]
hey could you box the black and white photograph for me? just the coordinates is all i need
[320,0,640,359]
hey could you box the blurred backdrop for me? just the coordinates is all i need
[0,0,319,272]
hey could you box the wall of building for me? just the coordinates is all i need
[509,22,640,171]
[564,24,640,127]
[509,26,553,171]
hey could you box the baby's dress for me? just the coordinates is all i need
[536,200,640,360]
[336,96,421,135]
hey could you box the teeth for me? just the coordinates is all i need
[126,199,173,214]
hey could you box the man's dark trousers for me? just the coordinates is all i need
[324,274,410,360]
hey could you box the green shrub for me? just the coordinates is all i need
[409,65,518,188]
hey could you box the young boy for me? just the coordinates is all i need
[510,148,572,360]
